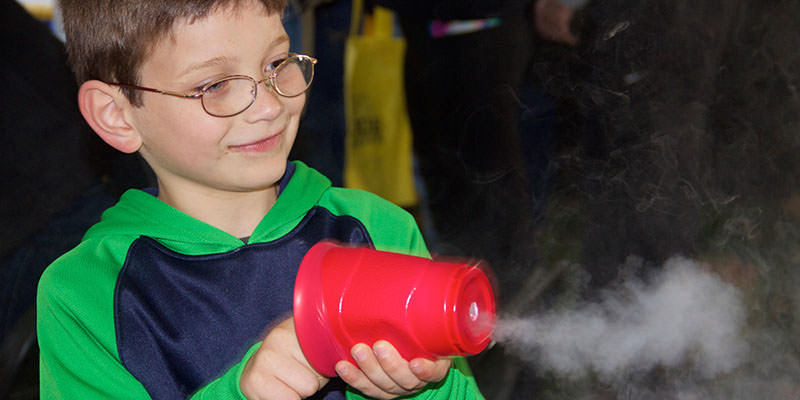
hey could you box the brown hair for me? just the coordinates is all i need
[59,0,287,105]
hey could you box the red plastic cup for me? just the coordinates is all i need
[293,241,496,377]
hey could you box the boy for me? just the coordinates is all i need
[36,0,484,399]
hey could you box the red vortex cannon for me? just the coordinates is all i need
[293,241,497,377]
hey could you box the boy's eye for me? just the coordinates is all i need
[203,79,231,94]
[265,57,287,73]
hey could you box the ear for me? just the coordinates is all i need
[78,80,142,154]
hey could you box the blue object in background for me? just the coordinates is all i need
[291,0,350,187]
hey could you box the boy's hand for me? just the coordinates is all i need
[240,317,329,400]
[334,341,452,399]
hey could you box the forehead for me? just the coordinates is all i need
[141,1,287,81]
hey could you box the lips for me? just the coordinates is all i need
[228,130,282,153]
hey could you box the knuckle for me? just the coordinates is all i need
[350,383,374,397]
[345,374,369,392]
[393,373,422,391]
[378,357,403,374]
[397,380,420,392]
[295,378,320,398]
[386,384,405,394]
[352,379,394,398]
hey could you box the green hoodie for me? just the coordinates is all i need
[37,161,482,400]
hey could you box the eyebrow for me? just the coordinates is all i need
[178,34,292,77]
[179,56,230,77]
[270,34,290,50]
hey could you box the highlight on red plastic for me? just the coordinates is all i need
[293,241,496,377]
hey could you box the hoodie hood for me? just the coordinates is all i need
[82,161,332,255]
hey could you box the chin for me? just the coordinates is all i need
[250,162,288,188]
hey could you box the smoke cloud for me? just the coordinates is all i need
[489,256,800,398]
[495,257,749,381]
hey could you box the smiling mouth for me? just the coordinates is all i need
[229,131,283,153]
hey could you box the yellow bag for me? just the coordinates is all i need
[343,0,417,207]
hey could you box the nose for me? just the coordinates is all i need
[243,78,283,122]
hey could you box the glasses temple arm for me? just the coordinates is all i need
[109,83,201,99]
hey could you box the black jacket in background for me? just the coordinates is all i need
[371,0,530,20]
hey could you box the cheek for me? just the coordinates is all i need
[138,104,228,159]
[287,93,307,115]
[285,100,304,143]
[153,99,225,138]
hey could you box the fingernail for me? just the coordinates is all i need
[336,363,348,377]
[409,359,424,375]
[352,346,367,362]
[373,343,389,360]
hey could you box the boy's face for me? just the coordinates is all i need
[125,1,302,198]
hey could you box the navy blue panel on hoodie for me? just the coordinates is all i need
[114,207,371,399]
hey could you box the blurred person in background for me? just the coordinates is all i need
[0,0,151,395]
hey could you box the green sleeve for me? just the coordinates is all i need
[37,240,253,400]
[318,187,429,258]
[345,358,484,400]
[37,246,151,399]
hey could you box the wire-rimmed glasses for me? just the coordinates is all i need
[109,53,317,117]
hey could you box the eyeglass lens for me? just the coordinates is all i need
[274,57,314,97]
[201,56,314,117]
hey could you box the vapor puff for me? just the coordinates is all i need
[495,257,750,381]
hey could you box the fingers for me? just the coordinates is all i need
[337,341,439,399]
[336,358,397,400]
[372,341,429,391]
[241,350,323,399]
[240,316,329,400]
[283,355,329,398]
[408,357,452,383]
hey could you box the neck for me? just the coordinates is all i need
[157,182,279,239]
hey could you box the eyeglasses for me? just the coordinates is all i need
[109,53,317,117]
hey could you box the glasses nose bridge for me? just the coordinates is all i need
[243,74,283,114]
[255,75,276,93]
[248,75,280,107]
